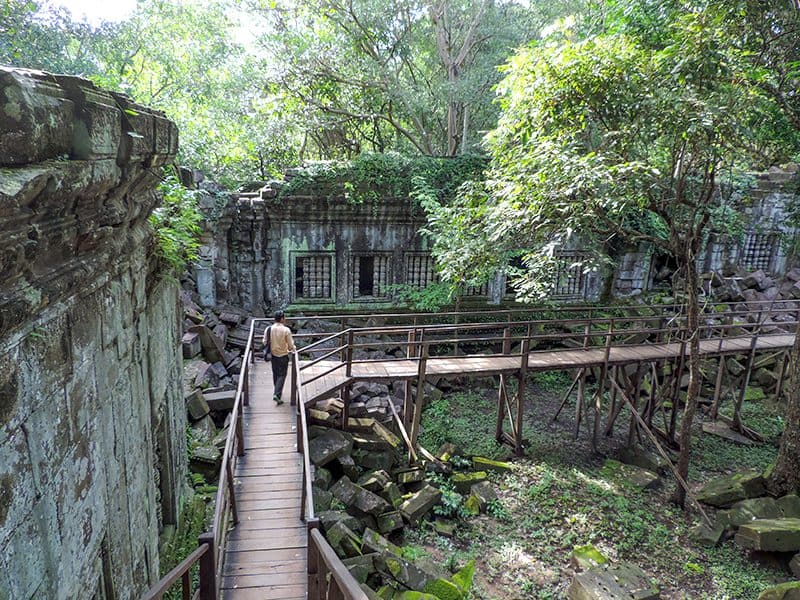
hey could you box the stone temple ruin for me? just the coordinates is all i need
[192,165,799,314]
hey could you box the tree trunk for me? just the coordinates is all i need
[674,255,702,508]
[768,323,800,495]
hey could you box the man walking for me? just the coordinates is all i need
[262,310,296,405]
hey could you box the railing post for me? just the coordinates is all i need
[307,520,322,600]
[345,329,354,378]
[235,404,245,458]
[290,352,298,407]
[197,532,216,600]
[243,358,250,407]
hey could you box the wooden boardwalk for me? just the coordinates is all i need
[299,332,795,404]
[222,361,307,600]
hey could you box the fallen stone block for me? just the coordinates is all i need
[358,470,393,493]
[601,459,659,490]
[314,467,333,490]
[337,454,360,480]
[696,469,766,507]
[188,324,227,364]
[348,417,376,431]
[381,553,439,592]
[309,408,335,426]
[702,421,755,446]
[353,448,396,472]
[372,421,402,449]
[569,544,609,571]
[437,442,458,462]
[203,390,236,411]
[182,332,201,358]
[318,510,364,535]
[567,562,660,600]
[326,521,362,558]
[434,519,456,538]
[791,553,800,579]
[377,511,404,534]
[313,486,333,512]
[720,497,782,529]
[396,467,426,485]
[330,476,391,516]
[308,429,353,467]
[778,494,800,519]
[352,433,390,451]
[472,456,513,473]
[758,581,800,600]
[185,389,210,421]
[452,471,488,494]
[218,312,242,326]
[469,481,497,512]
[400,484,442,523]
[464,494,480,515]
[735,518,800,552]
[362,528,402,556]
[342,553,379,584]
[618,446,670,475]
[382,482,404,508]
[193,362,219,389]
[689,521,725,547]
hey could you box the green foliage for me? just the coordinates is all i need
[400,544,428,561]
[705,543,786,600]
[277,153,486,206]
[486,498,511,521]
[532,371,571,392]
[419,392,507,460]
[150,175,203,274]
[387,282,458,313]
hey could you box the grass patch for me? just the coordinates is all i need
[419,391,507,459]
[703,544,788,600]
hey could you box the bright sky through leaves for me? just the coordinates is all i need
[45,0,136,24]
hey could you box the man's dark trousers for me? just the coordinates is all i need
[272,354,290,401]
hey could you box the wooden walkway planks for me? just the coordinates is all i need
[299,333,796,403]
[222,361,307,600]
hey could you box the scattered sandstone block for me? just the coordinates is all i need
[400,484,442,523]
[203,390,236,412]
[567,562,660,600]
[184,389,209,421]
[570,545,608,571]
[696,469,766,507]
[735,518,800,552]
[308,429,353,467]
[472,456,513,473]
[452,471,487,493]
[757,581,800,600]
[330,476,391,516]
[326,521,362,558]
[182,332,201,358]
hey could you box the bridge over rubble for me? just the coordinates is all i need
[144,301,797,600]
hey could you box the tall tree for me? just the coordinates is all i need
[424,6,791,506]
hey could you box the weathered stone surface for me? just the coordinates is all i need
[601,459,659,490]
[0,67,183,600]
[452,471,488,493]
[396,467,426,485]
[790,553,800,579]
[696,469,766,507]
[314,467,334,491]
[353,448,396,472]
[185,389,210,421]
[313,485,333,512]
[182,332,202,358]
[735,518,800,552]
[400,484,442,523]
[381,553,439,592]
[309,429,353,467]
[689,522,725,547]
[318,510,364,535]
[568,563,660,600]
[778,494,800,518]
[377,511,404,534]
[719,497,782,529]
[434,519,456,538]
[330,476,391,516]
[618,446,670,475]
[337,454,360,480]
[758,581,800,600]
[472,456,513,473]
[343,553,379,584]
[469,480,497,511]
[326,521,362,558]
[464,494,480,515]
[203,389,236,411]
[362,527,402,556]
[570,545,609,570]
[358,469,393,493]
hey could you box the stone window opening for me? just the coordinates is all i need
[354,254,390,299]
[294,254,333,300]
[405,253,437,289]
[463,282,489,297]
[553,251,589,299]
[741,230,777,272]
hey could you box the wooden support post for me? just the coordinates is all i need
[496,375,507,442]
[345,329,354,378]
[669,341,686,442]
[627,366,642,446]
[733,331,760,432]
[235,407,245,458]
[775,351,789,401]
[574,369,585,440]
[226,460,239,525]
[553,369,582,421]
[197,531,216,600]
[515,338,530,455]
[243,360,250,407]
[606,366,619,435]
[593,319,614,452]
[404,329,417,433]
[341,384,351,431]
[409,342,429,453]
[710,355,725,419]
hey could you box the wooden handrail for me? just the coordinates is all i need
[308,528,370,600]
[141,544,208,600]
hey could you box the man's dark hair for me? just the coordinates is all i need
[274,310,285,321]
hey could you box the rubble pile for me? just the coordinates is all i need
[307,401,508,598]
